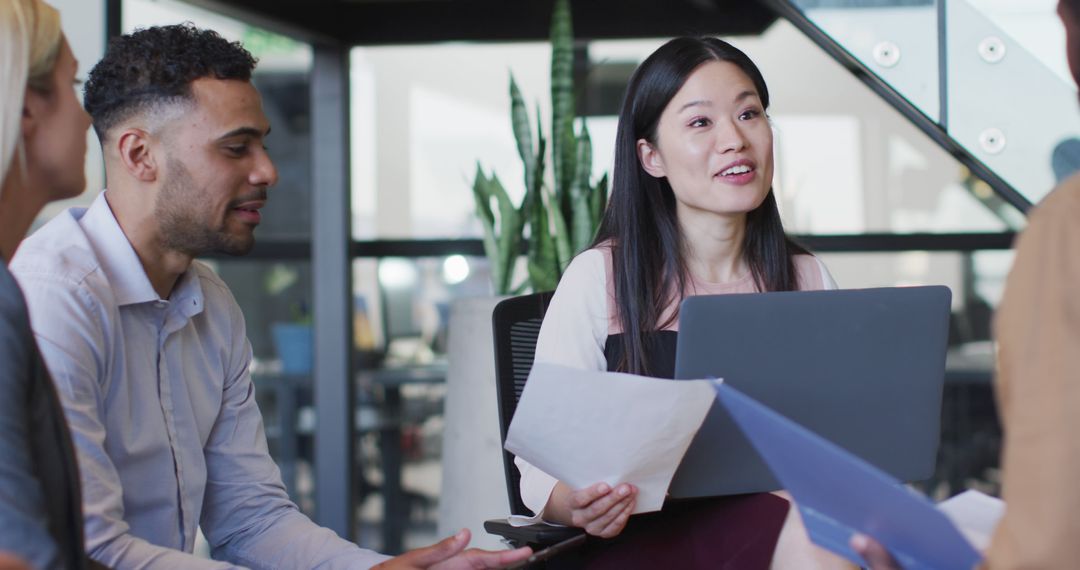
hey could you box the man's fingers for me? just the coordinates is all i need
[400,529,470,567]
[462,546,533,569]
[850,534,903,570]
[495,547,534,566]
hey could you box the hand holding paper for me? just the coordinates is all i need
[852,490,1005,570]
[714,382,989,570]
[556,481,638,538]
[504,363,716,513]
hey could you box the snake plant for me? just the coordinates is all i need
[472,0,609,295]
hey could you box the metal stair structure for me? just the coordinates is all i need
[765,0,1080,215]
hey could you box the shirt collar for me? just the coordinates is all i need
[80,191,204,309]
[170,266,206,320]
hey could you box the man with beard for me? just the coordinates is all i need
[11,23,528,570]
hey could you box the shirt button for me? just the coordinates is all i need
[155,301,166,309]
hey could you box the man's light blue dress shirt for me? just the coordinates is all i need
[11,192,389,569]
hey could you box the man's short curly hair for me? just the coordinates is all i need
[84,23,257,141]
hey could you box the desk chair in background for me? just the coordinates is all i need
[482,291,585,550]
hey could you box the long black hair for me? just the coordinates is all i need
[594,36,807,375]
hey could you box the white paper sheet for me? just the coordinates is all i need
[937,490,1005,552]
[504,363,717,513]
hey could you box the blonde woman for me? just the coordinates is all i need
[0,1,99,569]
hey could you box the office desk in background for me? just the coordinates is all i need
[359,364,446,554]
[255,362,446,555]
[935,342,1000,498]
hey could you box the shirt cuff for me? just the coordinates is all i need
[514,456,559,518]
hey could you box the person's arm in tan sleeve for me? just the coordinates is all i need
[0,553,29,570]
[985,183,1080,569]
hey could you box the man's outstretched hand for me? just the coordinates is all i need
[375,529,532,570]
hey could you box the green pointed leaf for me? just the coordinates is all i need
[471,164,503,293]
[491,171,516,226]
[570,123,595,253]
[470,0,613,294]
[510,74,535,196]
[550,0,575,213]
[527,197,559,292]
[520,117,547,222]
[577,120,593,188]
[489,172,523,295]
[558,126,577,222]
[528,240,559,291]
[591,172,609,224]
[534,103,547,202]
[550,202,573,274]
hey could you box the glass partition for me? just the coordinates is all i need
[351,27,1025,243]
[783,0,1080,207]
[946,0,1080,205]
[792,0,941,121]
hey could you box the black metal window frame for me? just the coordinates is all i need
[203,232,1018,262]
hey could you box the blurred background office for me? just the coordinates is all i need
[43,0,1077,557]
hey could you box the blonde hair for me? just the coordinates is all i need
[0,0,62,195]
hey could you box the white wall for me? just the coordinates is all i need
[37,0,106,224]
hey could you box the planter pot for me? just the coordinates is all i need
[438,296,509,549]
[271,322,313,374]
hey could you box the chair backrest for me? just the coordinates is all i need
[491,290,555,516]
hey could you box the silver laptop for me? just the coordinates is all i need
[668,286,951,498]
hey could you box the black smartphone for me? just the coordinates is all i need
[505,533,588,569]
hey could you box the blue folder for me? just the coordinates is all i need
[712,382,981,570]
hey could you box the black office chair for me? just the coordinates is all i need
[479,293,787,568]
[482,291,584,549]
